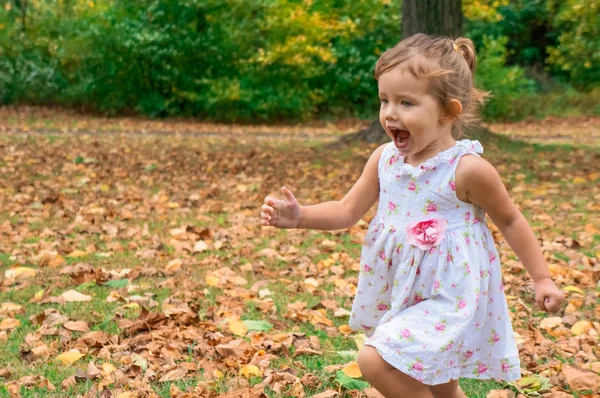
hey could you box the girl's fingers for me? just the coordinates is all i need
[262,204,273,213]
[264,196,278,207]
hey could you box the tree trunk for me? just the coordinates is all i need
[347,0,464,144]
[402,0,462,38]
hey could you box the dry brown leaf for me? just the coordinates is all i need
[486,390,516,398]
[165,258,182,273]
[311,390,338,398]
[63,321,90,333]
[0,318,21,330]
[562,365,600,392]
[158,366,188,382]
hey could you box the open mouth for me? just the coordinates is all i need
[388,126,410,149]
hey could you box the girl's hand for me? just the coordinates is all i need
[261,187,302,229]
[534,278,565,313]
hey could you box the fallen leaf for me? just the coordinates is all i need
[571,320,592,336]
[165,258,182,273]
[311,390,338,398]
[341,362,362,378]
[67,250,89,258]
[206,275,220,287]
[0,318,21,330]
[539,317,562,331]
[63,321,90,333]
[228,318,248,336]
[86,362,101,379]
[486,390,515,398]
[239,364,262,378]
[562,365,600,392]
[159,366,188,382]
[4,267,36,279]
[56,349,85,365]
[60,290,92,302]
[353,334,367,351]
[193,240,209,253]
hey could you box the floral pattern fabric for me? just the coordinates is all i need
[349,140,521,385]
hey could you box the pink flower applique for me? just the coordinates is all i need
[406,218,447,250]
[501,358,512,374]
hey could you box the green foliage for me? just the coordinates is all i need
[475,36,536,120]
[546,0,600,88]
[0,0,597,122]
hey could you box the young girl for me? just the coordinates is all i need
[260,34,564,398]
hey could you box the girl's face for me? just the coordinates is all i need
[378,66,455,164]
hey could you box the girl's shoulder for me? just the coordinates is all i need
[455,153,501,204]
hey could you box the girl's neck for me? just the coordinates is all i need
[404,136,457,167]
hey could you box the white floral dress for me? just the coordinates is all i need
[349,140,521,385]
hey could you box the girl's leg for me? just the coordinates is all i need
[429,380,468,398]
[357,346,433,398]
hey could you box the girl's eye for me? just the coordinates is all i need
[380,99,388,105]
[401,100,413,107]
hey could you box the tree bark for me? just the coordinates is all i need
[402,0,463,38]
[347,0,464,144]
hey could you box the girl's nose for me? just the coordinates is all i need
[385,105,398,120]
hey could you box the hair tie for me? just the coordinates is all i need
[453,43,460,52]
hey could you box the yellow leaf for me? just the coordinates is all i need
[338,325,353,335]
[353,334,367,351]
[4,267,36,279]
[563,286,584,295]
[571,320,592,336]
[228,318,248,336]
[49,255,65,267]
[239,364,262,378]
[67,250,89,258]
[101,363,116,377]
[56,349,85,365]
[165,259,182,272]
[205,275,220,287]
[572,177,586,184]
[341,362,362,378]
[31,289,45,302]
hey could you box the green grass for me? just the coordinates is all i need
[0,130,596,397]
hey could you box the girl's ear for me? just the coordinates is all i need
[441,99,463,122]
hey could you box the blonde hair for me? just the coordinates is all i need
[374,33,488,137]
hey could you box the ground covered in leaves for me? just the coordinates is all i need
[0,108,599,398]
